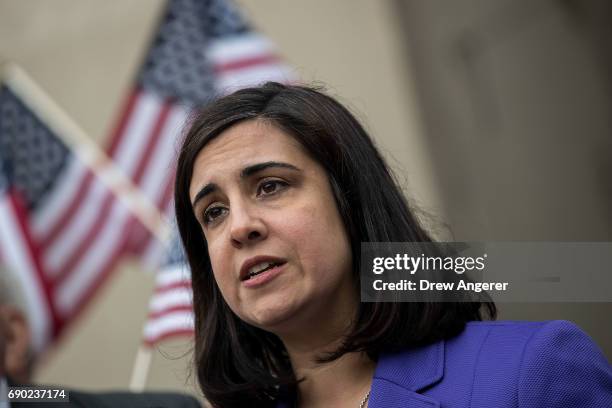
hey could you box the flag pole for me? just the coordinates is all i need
[129,345,153,391]
[1,62,172,245]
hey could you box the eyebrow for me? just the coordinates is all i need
[191,161,300,207]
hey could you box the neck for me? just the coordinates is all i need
[282,335,375,407]
[274,282,373,406]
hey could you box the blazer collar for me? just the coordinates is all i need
[369,339,445,408]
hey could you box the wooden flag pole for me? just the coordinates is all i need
[129,345,153,391]
[1,62,172,245]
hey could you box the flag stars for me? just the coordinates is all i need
[0,87,69,210]
[137,0,253,106]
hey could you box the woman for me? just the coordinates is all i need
[174,82,611,407]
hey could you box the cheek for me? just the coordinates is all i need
[279,200,352,278]
[207,241,236,299]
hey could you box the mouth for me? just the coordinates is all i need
[240,256,287,282]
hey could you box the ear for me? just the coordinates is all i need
[1,305,32,383]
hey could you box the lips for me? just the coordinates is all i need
[240,256,287,282]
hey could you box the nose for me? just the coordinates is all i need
[228,201,267,248]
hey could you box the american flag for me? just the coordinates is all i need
[105,0,294,344]
[142,231,192,345]
[0,66,165,352]
[0,121,52,353]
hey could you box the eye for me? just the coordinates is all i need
[202,204,228,225]
[257,179,288,197]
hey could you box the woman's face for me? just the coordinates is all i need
[189,120,356,336]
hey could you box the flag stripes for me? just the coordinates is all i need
[209,34,293,94]
[0,190,54,351]
[143,264,193,345]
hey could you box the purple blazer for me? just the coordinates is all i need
[278,320,612,407]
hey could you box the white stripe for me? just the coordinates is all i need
[215,64,295,95]
[138,106,187,200]
[54,199,130,314]
[113,92,164,174]
[143,310,194,343]
[156,264,191,287]
[30,158,86,237]
[207,33,275,65]
[0,196,51,352]
[148,287,192,314]
[42,177,108,276]
[141,237,167,271]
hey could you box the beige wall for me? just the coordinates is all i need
[397,0,612,357]
[0,0,438,397]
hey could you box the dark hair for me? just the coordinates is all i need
[175,82,496,407]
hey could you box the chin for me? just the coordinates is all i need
[242,300,303,333]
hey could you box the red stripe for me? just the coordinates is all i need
[126,223,158,260]
[147,304,193,320]
[121,213,154,257]
[52,192,116,284]
[155,280,191,294]
[39,170,94,249]
[129,225,155,257]
[107,88,141,156]
[122,216,143,255]
[131,102,172,184]
[144,328,194,346]
[8,190,62,338]
[214,54,280,73]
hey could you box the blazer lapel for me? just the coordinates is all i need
[369,340,445,408]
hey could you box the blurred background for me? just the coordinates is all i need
[0,0,610,400]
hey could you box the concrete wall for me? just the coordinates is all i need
[396,0,612,356]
